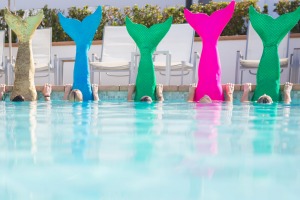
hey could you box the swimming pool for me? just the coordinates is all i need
[0,101,299,200]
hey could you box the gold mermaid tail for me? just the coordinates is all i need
[5,8,44,101]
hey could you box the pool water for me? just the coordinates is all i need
[0,101,299,200]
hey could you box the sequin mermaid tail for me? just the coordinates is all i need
[5,9,44,101]
[184,1,235,101]
[250,6,300,101]
[59,6,102,101]
[126,17,172,101]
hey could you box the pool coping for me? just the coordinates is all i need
[3,84,300,92]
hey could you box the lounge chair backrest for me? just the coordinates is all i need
[245,22,289,60]
[101,26,136,62]
[0,31,5,66]
[32,28,52,68]
[155,23,195,63]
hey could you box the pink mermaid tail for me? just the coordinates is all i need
[184,1,235,101]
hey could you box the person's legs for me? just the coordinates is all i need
[63,84,72,100]
[127,84,136,101]
[224,83,234,102]
[188,83,196,102]
[283,82,293,104]
[92,84,99,101]
[241,83,251,102]
[156,84,164,102]
[0,84,5,101]
[42,83,52,101]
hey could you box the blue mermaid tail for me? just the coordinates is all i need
[58,6,102,101]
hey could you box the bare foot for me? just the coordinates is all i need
[0,84,6,101]
[243,83,251,93]
[64,84,73,100]
[224,83,234,102]
[127,84,136,101]
[284,82,293,104]
[42,83,52,101]
[199,95,212,103]
[241,83,251,102]
[156,84,164,102]
[92,84,99,101]
[188,83,196,102]
[42,83,52,96]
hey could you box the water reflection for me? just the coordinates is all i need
[1,101,37,199]
[71,102,90,162]
[251,104,278,155]
[186,102,223,199]
[5,102,37,163]
[133,102,159,163]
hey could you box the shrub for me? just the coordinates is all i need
[274,0,300,33]
[190,0,259,36]
[4,0,297,42]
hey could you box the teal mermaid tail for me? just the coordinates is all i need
[59,6,102,101]
[126,17,172,101]
[250,6,300,101]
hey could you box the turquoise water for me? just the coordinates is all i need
[0,101,299,200]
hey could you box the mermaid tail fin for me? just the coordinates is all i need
[126,17,172,52]
[4,8,44,101]
[184,1,235,40]
[58,6,102,46]
[126,17,172,101]
[249,6,300,44]
[250,5,300,101]
[4,8,44,42]
[184,1,235,101]
[59,6,102,101]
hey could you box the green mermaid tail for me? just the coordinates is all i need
[5,8,44,101]
[250,6,300,101]
[126,17,172,101]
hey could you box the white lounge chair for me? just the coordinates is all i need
[154,23,196,85]
[90,26,136,84]
[0,31,7,83]
[289,48,300,83]
[235,21,290,84]
[8,28,56,84]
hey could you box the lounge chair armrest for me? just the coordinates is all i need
[131,52,140,57]
[92,53,100,62]
[154,51,170,56]
[236,50,244,60]
[153,51,171,62]
[53,54,58,69]
[194,51,200,59]
[48,63,53,69]
[290,53,294,65]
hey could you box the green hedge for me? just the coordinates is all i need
[274,0,300,33]
[0,0,299,42]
